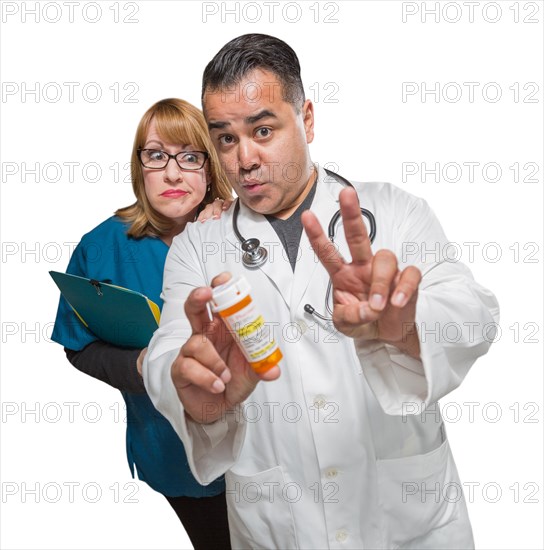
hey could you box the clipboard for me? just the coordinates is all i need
[50,271,160,348]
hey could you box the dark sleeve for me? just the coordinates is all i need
[65,341,146,394]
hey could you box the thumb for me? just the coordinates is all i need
[210,271,232,289]
[184,286,214,334]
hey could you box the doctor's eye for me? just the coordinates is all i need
[218,134,235,146]
[255,127,272,139]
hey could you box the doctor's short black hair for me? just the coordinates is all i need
[201,34,305,112]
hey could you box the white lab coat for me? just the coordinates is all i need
[144,165,499,550]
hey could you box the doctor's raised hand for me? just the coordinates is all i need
[302,186,422,359]
[172,272,281,424]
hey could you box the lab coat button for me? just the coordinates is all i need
[325,468,338,479]
[335,530,348,542]
[313,395,326,409]
[298,320,307,334]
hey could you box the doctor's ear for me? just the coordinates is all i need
[301,99,315,144]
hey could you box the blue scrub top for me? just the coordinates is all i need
[52,216,225,498]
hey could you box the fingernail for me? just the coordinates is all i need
[212,214,219,219]
[212,379,225,393]
[370,293,384,311]
[220,369,231,384]
[392,292,407,307]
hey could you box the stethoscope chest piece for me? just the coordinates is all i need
[242,238,268,269]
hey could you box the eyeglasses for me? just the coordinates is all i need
[137,149,209,171]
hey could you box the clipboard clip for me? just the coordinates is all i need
[89,279,112,297]
[89,279,103,296]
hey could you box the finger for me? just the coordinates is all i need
[196,202,213,222]
[181,330,225,368]
[258,365,281,382]
[332,303,380,336]
[172,355,227,394]
[338,187,373,265]
[222,198,234,211]
[390,266,422,308]
[181,335,231,384]
[368,250,398,311]
[211,199,224,219]
[301,210,346,278]
[333,288,360,306]
[184,286,214,334]
[211,271,232,288]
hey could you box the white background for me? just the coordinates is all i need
[1,1,542,549]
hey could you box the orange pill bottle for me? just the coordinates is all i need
[211,276,283,374]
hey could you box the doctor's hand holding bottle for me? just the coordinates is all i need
[173,272,280,424]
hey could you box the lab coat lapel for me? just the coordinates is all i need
[225,199,293,309]
[290,166,343,314]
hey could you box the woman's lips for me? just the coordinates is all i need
[161,190,188,198]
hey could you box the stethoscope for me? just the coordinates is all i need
[232,168,377,322]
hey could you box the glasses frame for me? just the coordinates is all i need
[137,148,209,171]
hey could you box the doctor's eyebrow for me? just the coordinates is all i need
[208,109,278,131]
[208,120,229,131]
[245,110,277,125]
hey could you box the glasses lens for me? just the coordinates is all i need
[140,149,168,168]
[176,152,206,170]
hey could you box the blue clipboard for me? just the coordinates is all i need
[50,271,160,348]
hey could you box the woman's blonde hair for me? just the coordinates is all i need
[115,98,231,238]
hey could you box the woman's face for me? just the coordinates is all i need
[141,119,208,226]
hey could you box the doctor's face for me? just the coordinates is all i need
[204,69,315,218]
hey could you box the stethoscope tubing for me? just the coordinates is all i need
[232,169,377,322]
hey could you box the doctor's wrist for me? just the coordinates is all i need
[184,402,241,425]
[380,322,421,360]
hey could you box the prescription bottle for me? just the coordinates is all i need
[211,276,283,374]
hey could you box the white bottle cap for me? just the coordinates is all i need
[210,276,251,312]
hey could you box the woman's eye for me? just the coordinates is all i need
[182,154,198,163]
[149,150,165,160]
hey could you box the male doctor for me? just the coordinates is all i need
[144,34,499,549]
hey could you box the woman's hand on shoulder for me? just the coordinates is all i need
[137,347,147,377]
[197,198,233,222]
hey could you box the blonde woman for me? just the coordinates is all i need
[52,99,232,549]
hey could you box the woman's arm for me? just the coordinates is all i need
[65,341,146,394]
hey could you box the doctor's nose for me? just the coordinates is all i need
[237,139,261,172]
